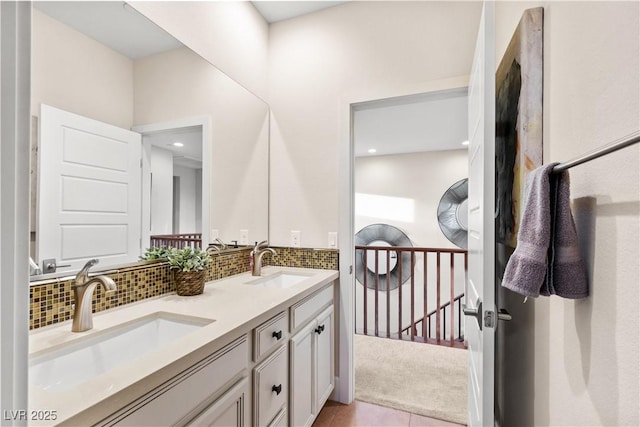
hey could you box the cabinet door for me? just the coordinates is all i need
[314,305,334,411]
[269,409,287,427]
[186,377,249,427]
[290,321,316,427]
[254,345,288,427]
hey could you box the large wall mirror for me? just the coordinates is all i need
[30,1,269,280]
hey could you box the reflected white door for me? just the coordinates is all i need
[465,2,496,427]
[37,104,142,272]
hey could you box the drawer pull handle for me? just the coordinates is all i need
[272,330,283,340]
[315,324,325,335]
[272,384,283,395]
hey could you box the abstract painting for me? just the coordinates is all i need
[495,7,544,276]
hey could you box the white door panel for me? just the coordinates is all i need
[61,127,131,171]
[466,2,496,427]
[60,225,128,259]
[38,104,142,272]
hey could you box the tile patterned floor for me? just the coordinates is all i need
[312,400,466,427]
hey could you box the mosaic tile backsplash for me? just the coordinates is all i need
[30,247,338,330]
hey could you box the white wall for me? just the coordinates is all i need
[268,1,483,248]
[173,165,199,234]
[495,2,640,426]
[355,150,468,248]
[31,9,133,128]
[134,47,270,245]
[195,168,202,232]
[150,146,173,235]
[130,1,269,100]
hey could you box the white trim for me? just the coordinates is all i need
[336,75,470,404]
[133,116,212,249]
[0,1,30,421]
[336,96,354,404]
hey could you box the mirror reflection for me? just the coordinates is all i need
[30,1,269,280]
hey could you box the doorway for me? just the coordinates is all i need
[133,116,211,250]
[350,87,470,425]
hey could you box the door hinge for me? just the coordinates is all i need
[484,310,495,329]
[349,265,353,274]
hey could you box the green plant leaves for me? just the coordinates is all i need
[142,246,211,272]
[141,246,173,260]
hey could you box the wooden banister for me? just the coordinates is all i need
[150,233,202,250]
[356,245,467,349]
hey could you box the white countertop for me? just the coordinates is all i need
[28,266,339,426]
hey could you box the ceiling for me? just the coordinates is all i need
[251,1,349,23]
[37,1,467,159]
[34,1,182,60]
[353,89,469,157]
[34,1,351,59]
[144,126,203,170]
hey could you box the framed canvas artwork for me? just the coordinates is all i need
[495,7,544,277]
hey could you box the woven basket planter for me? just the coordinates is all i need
[173,269,205,296]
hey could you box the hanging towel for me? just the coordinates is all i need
[543,169,589,298]
[501,163,588,298]
[501,163,556,297]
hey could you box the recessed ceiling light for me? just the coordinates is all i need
[368,148,377,154]
[461,140,469,146]
[172,142,184,147]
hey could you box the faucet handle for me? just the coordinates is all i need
[85,258,99,268]
[213,238,227,249]
[75,259,99,286]
[79,258,99,274]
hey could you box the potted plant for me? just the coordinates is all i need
[165,247,212,296]
[141,247,211,296]
[141,246,172,261]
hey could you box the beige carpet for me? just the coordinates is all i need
[355,334,468,425]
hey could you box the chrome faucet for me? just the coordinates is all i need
[206,238,227,254]
[206,245,221,255]
[71,259,117,332]
[250,240,276,276]
[212,238,227,250]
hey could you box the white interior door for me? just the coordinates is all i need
[37,104,142,272]
[465,2,496,427]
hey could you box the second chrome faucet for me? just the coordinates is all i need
[250,241,276,276]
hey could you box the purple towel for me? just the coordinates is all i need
[502,163,588,298]
[544,169,589,298]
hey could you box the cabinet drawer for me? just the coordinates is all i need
[290,285,333,331]
[253,345,288,427]
[253,312,287,362]
[106,336,249,426]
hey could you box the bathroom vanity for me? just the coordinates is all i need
[28,267,338,427]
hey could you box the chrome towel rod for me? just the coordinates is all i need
[552,131,640,174]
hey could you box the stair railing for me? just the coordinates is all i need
[355,245,467,348]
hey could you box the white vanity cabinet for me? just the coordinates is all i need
[100,336,250,427]
[289,286,335,427]
[46,270,341,427]
[253,345,288,426]
[186,377,249,427]
[252,312,289,427]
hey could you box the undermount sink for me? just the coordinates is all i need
[245,272,313,289]
[30,312,214,391]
